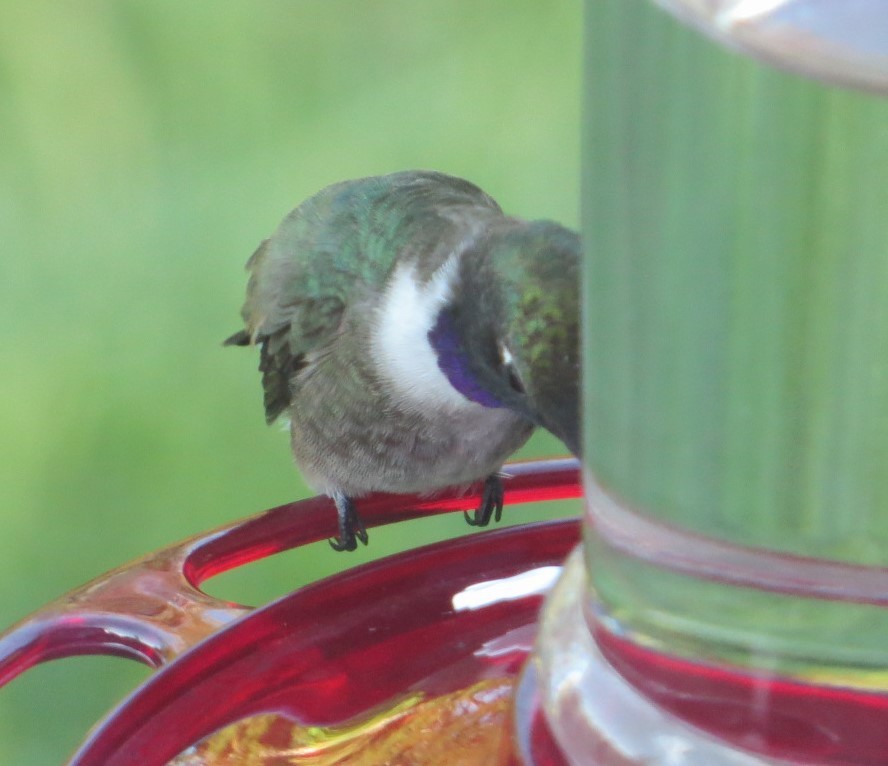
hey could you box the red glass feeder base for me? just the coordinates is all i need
[0,459,582,765]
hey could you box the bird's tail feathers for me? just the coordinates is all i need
[223,329,251,347]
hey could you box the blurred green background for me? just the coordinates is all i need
[0,2,581,763]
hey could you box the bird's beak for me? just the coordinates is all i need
[555,416,581,457]
[540,407,581,457]
[533,377,581,457]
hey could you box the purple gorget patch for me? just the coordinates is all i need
[427,309,504,408]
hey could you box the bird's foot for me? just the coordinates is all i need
[329,492,369,552]
[463,474,504,527]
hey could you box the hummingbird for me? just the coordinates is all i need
[226,171,580,551]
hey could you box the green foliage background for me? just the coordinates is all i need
[0,2,581,763]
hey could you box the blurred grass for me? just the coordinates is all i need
[0,2,581,763]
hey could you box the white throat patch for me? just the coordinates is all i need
[372,255,482,412]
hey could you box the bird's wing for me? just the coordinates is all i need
[225,231,351,424]
[224,175,400,424]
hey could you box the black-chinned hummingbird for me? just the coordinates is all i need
[226,171,579,550]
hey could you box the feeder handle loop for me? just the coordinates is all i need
[0,458,582,687]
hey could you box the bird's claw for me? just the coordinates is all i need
[329,493,368,552]
[464,474,504,527]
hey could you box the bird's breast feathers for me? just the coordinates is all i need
[371,253,487,415]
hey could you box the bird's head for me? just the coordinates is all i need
[429,219,581,455]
